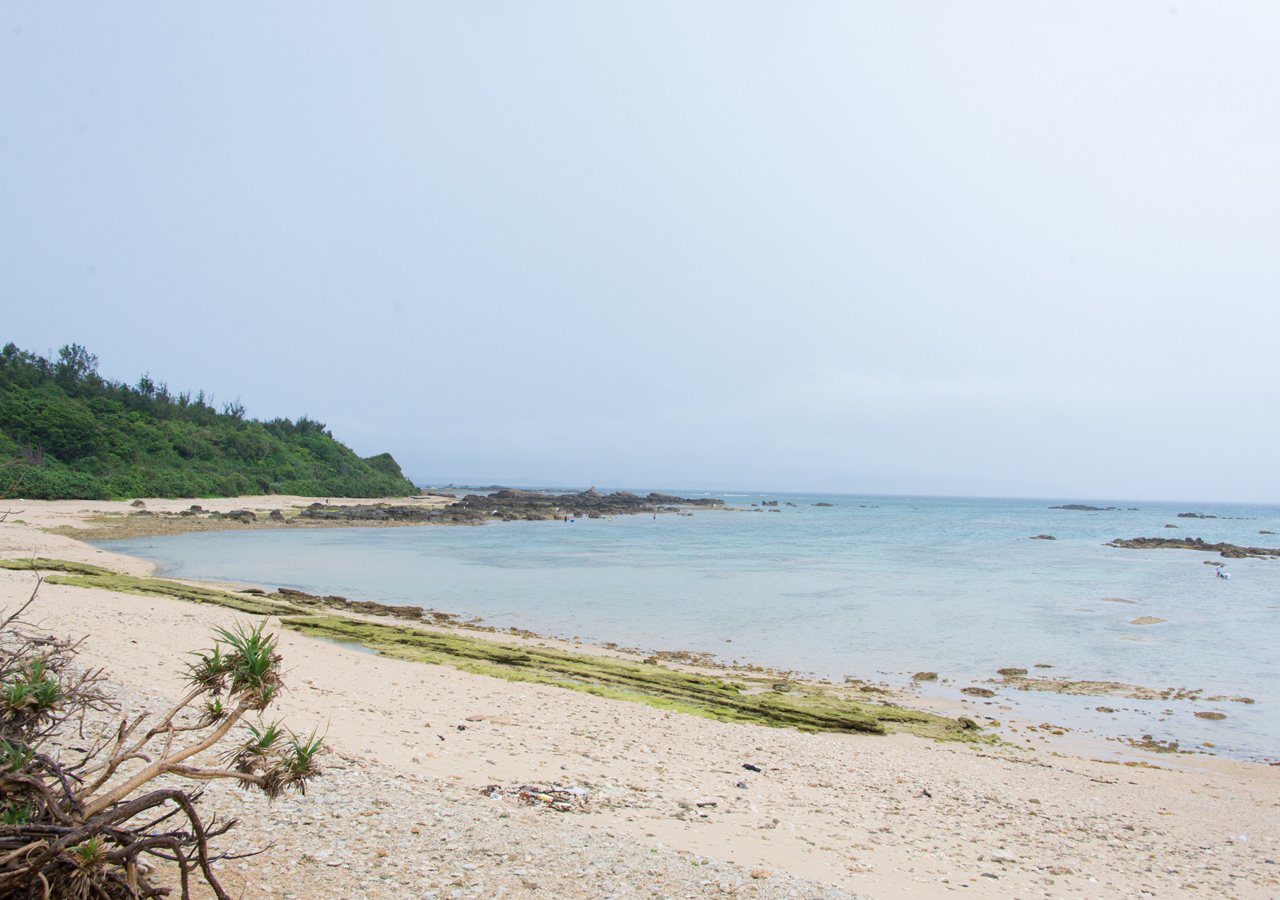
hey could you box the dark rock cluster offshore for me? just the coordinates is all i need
[297,489,724,525]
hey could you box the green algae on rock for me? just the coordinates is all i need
[0,557,116,576]
[43,570,295,615]
[279,615,986,741]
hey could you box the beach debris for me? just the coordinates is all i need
[750,869,771,879]
[742,763,762,772]
[962,687,996,698]
[457,724,467,731]
[997,667,1027,677]
[912,671,938,681]
[479,783,590,812]
[918,787,932,798]
[735,781,748,789]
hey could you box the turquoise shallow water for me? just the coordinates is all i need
[97,494,1280,762]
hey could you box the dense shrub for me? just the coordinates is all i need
[0,569,322,898]
[0,343,417,500]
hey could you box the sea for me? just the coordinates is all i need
[96,493,1280,763]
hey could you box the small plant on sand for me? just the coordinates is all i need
[0,567,324,898]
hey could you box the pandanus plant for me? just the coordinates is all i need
[0,568,324,899]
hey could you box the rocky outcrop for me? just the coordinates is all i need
[1106,537,1280,558]
[1050,504,1116,511]
[269,587,455,622]
[297,490,724,526]
[298,503,437,522]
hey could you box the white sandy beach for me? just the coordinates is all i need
[2,500,1278,900]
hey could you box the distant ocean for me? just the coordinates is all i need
[98,494,1280,763]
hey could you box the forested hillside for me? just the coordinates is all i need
[0,343,417,500]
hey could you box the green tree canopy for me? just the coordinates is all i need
[0,342,418,500]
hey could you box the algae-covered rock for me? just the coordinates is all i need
[278,615,987,742]
[1195,711,1227,720]
[44,572,292,615]
[997,668,1028,677]
[0,557,115,577]
[962,687,996,698]
[912,672,938,682]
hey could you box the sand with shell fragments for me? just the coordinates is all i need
[2,509,1280,900]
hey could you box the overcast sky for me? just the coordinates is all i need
[3,3,1278,501]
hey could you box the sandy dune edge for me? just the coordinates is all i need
[2,508,1279,899]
